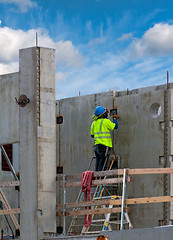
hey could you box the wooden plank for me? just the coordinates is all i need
[0,208,20,215]
[57,196,173,209]
[127,168,173,175]
[93,176,131,186]
[0,181,19,188]
[124,196,173,205]
[57,168,173,181]
[0,188,20,230]
[57,198,122,209]
[57,207,129,217]
[65,176,131,188]
[95,168,173,177]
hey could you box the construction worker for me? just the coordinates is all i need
[90,106,118,171]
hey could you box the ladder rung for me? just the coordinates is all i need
[90,223,103,227]
[110,220,128,224]
[92,219,106,222]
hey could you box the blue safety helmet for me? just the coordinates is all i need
[95,106,106,116]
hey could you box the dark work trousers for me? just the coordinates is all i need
[94,144,111,171]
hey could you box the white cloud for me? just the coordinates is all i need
[129,23,173,58]
[0,0,37,12]
[117,33,133,41]
[0,27,83,70]
[55,40,83,68]
[88,22,107,46]
[86,21,93,35]
[56,72,69,82]
[0,27,52,62]
[0,62,18,74]
[0,24,172,100]
[88,37,107,46]
[55,47,172,100]
[0,20,1,25]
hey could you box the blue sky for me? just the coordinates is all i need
[0,0,173,99]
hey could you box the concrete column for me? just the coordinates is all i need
[19,47,56,240]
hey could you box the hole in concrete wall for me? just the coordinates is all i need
[57,166,63,174]
[57,116,63,124]
[150,103,161,118]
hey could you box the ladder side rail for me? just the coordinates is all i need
[67,189,83,234]
[124,212,133,229]
[102,204,113,231]
[81,156,115,234]
[0,200,15,238]
[0,188,20,230]
[120,168,126,230]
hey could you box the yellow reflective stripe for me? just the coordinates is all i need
[95,136,112,139]
[94,131,110,134]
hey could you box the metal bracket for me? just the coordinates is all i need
[15,94,30,107]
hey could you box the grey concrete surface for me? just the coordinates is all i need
[42,226,173,240]
[0,72,19,145]
[19,47,39,240]
[0,72,20,235]
[56,92,115,205]
[105,225,173,240]
[19,47,56,240]
[115,89,165,228]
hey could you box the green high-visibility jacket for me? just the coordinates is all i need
[90,118,115,148]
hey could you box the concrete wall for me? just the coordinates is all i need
[56,85,173,229]
[56,92,116,206]
[115,88,165,228]
[0,73,19,236]
[0,73,19,144]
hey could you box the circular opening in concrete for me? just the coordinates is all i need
[150,103,161,118]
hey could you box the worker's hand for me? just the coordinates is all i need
[113,114,119,119]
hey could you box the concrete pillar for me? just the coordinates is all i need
[19,47,56,240]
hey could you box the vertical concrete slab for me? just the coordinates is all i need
[56,91,116,231]
[19,47,38,240]
[0,73,19,144]
[38,47,56,233]
[19,47,56,240]
[56,87,169,230]
[56,91,115,178]
[115,89,165,228]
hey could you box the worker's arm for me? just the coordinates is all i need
[113,118,118,129]
[113,114,119,129]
